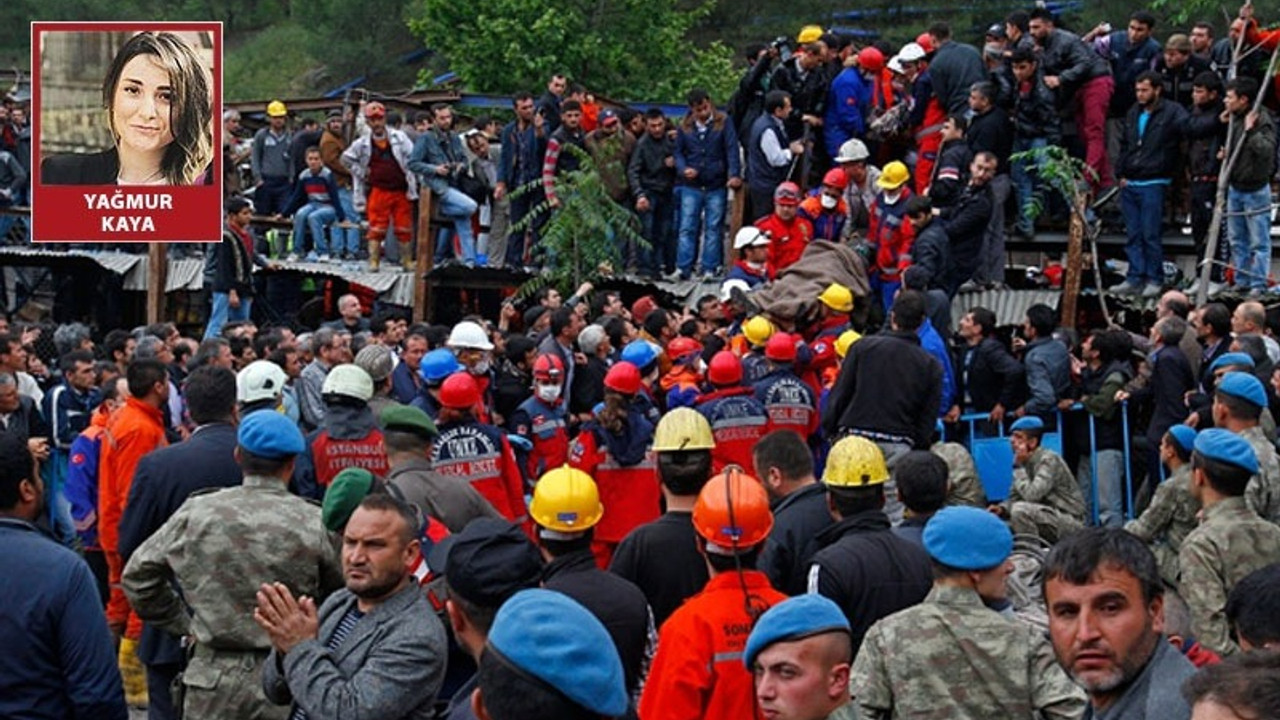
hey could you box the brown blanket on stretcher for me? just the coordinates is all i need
[751,239,870,322]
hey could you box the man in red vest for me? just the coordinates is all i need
[292,364,389,499]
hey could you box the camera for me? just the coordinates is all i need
[770,36,792,60]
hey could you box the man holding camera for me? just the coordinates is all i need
[409,103,480,267]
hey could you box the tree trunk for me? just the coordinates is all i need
[1062,199,1084,331]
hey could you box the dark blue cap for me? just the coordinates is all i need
[431,518,542,606]
[743,594,849,668]
[1193,428,1259,474]
[1010,416,1044,433]
[924,506,1013,569]
[1216,371,1268,408]
[487,589,628,717]
[1209,352,1256,372]
[237,410,305,459]
[1166,424,1197,454]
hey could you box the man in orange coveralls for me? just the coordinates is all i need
[639,468,786,720]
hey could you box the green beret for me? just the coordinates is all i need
[380,404,438,439]
[321,468,376,532]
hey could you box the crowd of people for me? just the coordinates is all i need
[8,5,1280,720]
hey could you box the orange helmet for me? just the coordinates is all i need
[693,468,774,553]
[666,336,704,363]
[604,361,642,395]
[532,353,565,382]
[707,351,743,386]
[439,372,480,409]
[822,168,849,191]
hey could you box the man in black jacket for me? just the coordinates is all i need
[204,197,276,340]
[1185,72,1228,293]
[823,291,943,525]
[927,22,987,115]
[967,81,1014,288]
[940,152,996,296]
[1009,49,1061,239]
[627,108,677,278]
[116,367,243,720]
[1110,71,1188,298]
[949,306,1025,424]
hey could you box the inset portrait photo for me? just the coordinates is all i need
[31,23,222,242]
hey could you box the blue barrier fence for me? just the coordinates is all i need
[943,402,1137,525]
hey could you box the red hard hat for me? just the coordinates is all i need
[604,361,642,395]
[765,332,798,362]
[773,181,802,206]
[915,33,935,54]
[822,168,849,191]
[810,337,837,368]
[532,353,564,381]
[707,350,743,386]
[666,336,704,363]
[857,46,885,73]
[439,372,481,409]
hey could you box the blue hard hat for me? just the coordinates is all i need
[420,348,463,384]
[621,340,658,370]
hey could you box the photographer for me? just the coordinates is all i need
[727,41,782,148]
[409,102,480,265]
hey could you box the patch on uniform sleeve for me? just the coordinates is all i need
[71,453,86,465]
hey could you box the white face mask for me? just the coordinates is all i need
[883,190,902,204]
[471,358,491,375]
[820,194,838,210]
[536,383,563,403]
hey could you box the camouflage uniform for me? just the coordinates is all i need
[931,441,987,507]
[122,475,344,720]
[1240,425,1280,524]
[1123,464,1201,588]
[1006,447,1086,543]
[1178,496,1280,656]
[851,585,1086,720]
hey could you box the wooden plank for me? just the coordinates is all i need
[146,242,166,324]
[414,193,435,322]
[726,187,745,273]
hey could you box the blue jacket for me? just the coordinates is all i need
[282,166,346,219]
[825,67,870,157]
[1023,337,1072,417]
[917,319,956,416]
[43,380,100,450]
[498,120,546,187]
[390,361,423,405]
[675,110,741,189]
[409,129,468,196]
[0,518,128,720]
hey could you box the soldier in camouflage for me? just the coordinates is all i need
[991,417,1086,543]
[852,506,1086,720]
[930,441,987,507]
[1210,372,1280,524]
[1179,428,1280,656]
[122,412,343,720]
[1124,425,1202,588]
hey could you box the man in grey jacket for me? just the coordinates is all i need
[258,494,447,720]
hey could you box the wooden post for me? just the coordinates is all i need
[413,193,435,322]
[726,187,746,272]
[1060,205,1084,331]
[146,242,167,325]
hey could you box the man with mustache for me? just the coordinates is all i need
[1043,528,1196,720]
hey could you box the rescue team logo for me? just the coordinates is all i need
[31,22,223,242]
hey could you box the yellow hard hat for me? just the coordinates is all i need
[818,283,854,313]
[834,329,862,359]
[530,466,603,534]
[797,25,825,44]
[266,100,288,117]
[653,407,715,452]
[877,161,910,190]
[743,316,776,347]
[823,436,888,487]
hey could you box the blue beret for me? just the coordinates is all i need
[1166,425,1198,454]
[1209,352,1256,372]
[1194,428,1259,474]
[1010,416,1044,433]
[744,595,850,669]
[923,506,1013,570]
[1216,371,1268,408]
[487,589,627,717]
[237,411,305,459]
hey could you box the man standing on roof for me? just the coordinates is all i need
[252,100,293,215]
[340,101,417,272]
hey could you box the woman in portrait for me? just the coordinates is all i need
[42,31,213,185]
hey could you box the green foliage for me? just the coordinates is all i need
[510,145,647,300]
[1010,144,1094,221]
[223,24,320,101]
[294,0,420,86]
[407,0,737,102]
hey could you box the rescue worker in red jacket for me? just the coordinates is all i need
[292,364,389,500]
[798,168,851,241]
[695,351,773,474]
[569,362,658,568]
[660,336,705,409]
[639,468,787,720]
[507,353,570,482]
[755,182,814,273]
[753,333,820,441]
[431,372,528,526]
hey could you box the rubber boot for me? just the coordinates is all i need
[398,240,414,272]
[367,239,381,272]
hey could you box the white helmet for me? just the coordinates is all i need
[321,363,374,402]
[835,138,870,163]
[237,360,288,405]
[898,42,927,63]
[733,226,771,250]
[447,321,494,351]
[720,279,752,303]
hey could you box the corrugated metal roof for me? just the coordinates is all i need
[951,289,1063,328]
